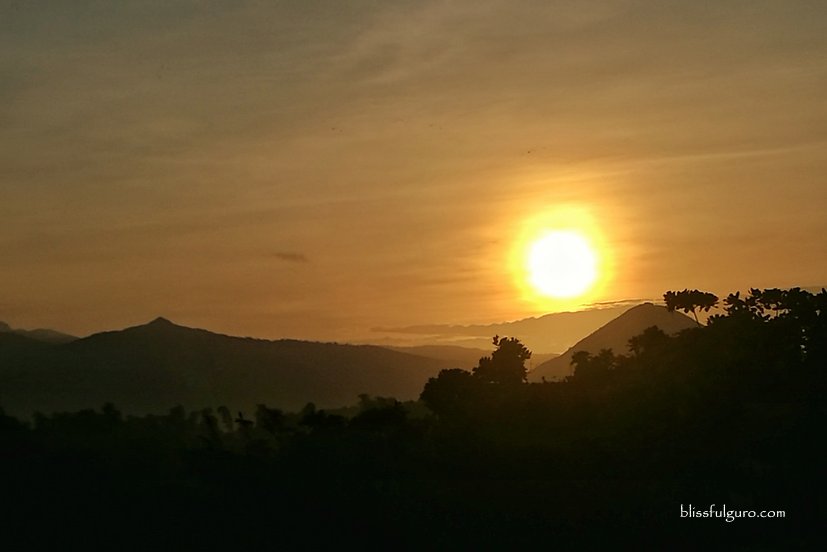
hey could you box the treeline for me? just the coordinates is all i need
[1,288,823,548]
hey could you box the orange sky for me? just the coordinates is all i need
[2,1,826,341]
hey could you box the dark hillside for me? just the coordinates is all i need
[529,302,695,381]
[0,317,445,416]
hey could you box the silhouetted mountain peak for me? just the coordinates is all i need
[624,302,659,313]
[148,317,176,327]
[528,302,696,382]
[121,316,200,338]
[3,317,448,415]
[0,321,11,332]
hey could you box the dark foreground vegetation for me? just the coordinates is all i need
[1,289,824,549]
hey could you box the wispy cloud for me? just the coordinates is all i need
[3,1,827,339]
[274,252,309,264]
[584,298,659,309]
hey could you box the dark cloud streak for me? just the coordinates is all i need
[274,252,309,264]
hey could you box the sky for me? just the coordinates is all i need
[2,0,826,343]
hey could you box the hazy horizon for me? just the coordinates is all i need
[1,298,650,354]
[3,1,826,342]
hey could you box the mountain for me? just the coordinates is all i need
[387,345,493,369]
[388,344,558,371]
[387,345,557,370]
[0,331,55,358]
[0,321,77,344]
[0,317,447,417]
[527,303,697,382]
[374,302,648,354]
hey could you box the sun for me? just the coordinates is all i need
[508,205,611,309]
[527,231,598,298]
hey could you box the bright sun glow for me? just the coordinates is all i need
[527,231,597,298]
[508,204,612,309]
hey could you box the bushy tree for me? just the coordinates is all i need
[570,348,617,382]
[664,289,718,325]
[472,335,531,385]
[420,336,532,416]
[627,325,669,357]
[420,368,475,417]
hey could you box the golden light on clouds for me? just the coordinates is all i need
[3,1,827,339]
[510,205,613,311]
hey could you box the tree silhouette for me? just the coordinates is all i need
[570,348,617,381]
[216,405,234,432]
[420,368,475,417]
[472,335,531,385]
[664,289,718,326]
[627,325,669,356]
[254,404,284,435]
[235,411,254,431]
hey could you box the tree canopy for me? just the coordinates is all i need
[664,289,719,325]
[472,335,531,385]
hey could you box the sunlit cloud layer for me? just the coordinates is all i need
[2,0,826,341]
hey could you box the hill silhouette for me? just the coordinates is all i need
[0,331,54,358]
[528,303,696,381]
[0,321,77,344]
[375,303,641,353]
[0,317,447,416]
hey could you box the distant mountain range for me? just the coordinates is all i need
[0,321,77,344]
[0,318,457,417]
[528,303,696,382]
[374,301,648,353]
[1,304,690,416]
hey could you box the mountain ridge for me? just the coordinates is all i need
[375,302,648,353]
[2,307,693,416]
[0,318,453,417]
[0,321,77,344]
[528,303,696,382]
